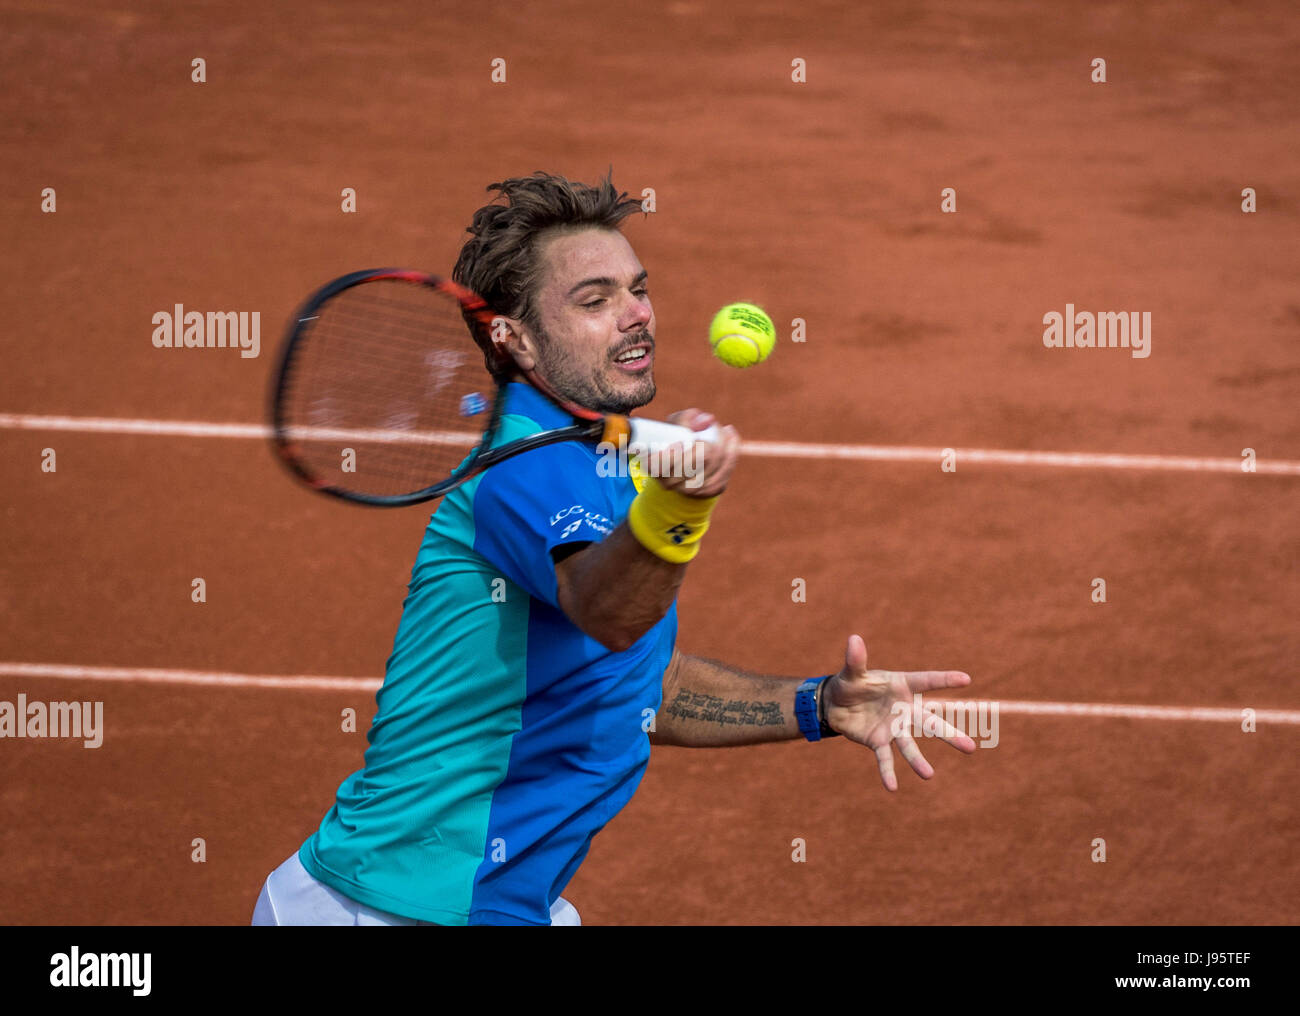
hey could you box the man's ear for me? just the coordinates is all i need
[491,314,538,373]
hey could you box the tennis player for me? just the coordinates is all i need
[251,171,974,926]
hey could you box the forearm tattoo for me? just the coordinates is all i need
[665,689,784,727]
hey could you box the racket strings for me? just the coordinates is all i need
[279,280,497,497]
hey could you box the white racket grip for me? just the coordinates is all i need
[625,418,720,455]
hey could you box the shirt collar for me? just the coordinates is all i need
[502,381,574,429]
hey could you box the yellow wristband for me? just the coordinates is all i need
[626,477,720,564]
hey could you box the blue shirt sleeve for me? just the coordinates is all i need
[471,441,621,609]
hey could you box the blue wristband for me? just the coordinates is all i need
[796,677,830,742]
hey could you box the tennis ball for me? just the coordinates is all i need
[709,303,775,368]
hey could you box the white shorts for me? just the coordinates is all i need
[251,851,581,926]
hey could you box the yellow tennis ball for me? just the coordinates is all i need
[709,303,776,368]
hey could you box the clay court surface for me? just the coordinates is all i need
[1,1,1297,925]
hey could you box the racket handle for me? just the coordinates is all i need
[623,418,720,454]
[599,416,721,453]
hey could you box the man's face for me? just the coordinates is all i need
[522,227,656,415]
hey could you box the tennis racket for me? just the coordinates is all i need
[269,268,718,506]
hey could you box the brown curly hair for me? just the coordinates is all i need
[452,170,643,380]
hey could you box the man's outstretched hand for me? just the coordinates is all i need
[822,634,976,791]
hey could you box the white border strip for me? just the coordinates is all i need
[0,412,1295,475]
[1,663,1296,724]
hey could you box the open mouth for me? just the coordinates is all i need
[612,344,653,371]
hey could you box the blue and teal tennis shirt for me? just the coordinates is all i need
[300,382,676,925]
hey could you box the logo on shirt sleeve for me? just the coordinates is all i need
[549,505,613,540]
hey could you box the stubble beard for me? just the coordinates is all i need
[534,327,656,415]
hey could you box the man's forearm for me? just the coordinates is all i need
[555,522,687,652]
[556,426,735,652]
[652,651,824,747]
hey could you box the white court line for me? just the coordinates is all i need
[1,662,1297,725]
[0,414,475,446]
[0,662,378,692]
[742,440,1300,476]
[1,412,1296,475]
[0,414,271,440]
[989,700,1297,724]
